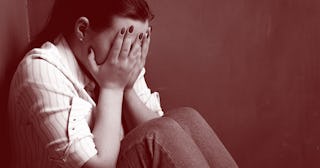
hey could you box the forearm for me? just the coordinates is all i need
[83,88,123,168]
[123,88,160,131]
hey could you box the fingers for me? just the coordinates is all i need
[119,25,135,60]
[106,27,126,63]
[128,33,143,60]
[107,25,149,69]
[141,27,151,63]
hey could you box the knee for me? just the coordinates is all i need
[179,107,200,115]
[145,117,181,134]
[120,117,183,150]
[166,107,203,120]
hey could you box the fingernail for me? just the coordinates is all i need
[120,27,125,35]
[129,25,134,33]
[139,33,143,40]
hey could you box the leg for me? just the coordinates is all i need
[117,116,210,168]
[165,107,239,168]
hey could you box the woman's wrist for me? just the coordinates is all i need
[100,87,125,93]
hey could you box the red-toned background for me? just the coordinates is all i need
[1,0,320,167]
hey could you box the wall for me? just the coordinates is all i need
[1,0,319,167]
[146,0,320,167]
[0,0,29,166]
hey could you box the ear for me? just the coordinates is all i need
[74,17,90,42]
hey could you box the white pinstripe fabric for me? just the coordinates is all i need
[8,35,163,168]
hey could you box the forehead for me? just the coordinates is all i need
[111,16,149,33]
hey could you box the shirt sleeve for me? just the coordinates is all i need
[133,68,164,116]
[18,58,97,168]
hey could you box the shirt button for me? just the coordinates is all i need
[73,118,76,122]
[72,128,75,131]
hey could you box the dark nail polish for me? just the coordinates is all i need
[139,33,143,40]
[147,32,150,38]
[120,28,125,35]
[129,25,134,33]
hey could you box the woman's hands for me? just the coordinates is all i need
[82,26,152,168]
[87,26,150,91]
[125,27,151,90]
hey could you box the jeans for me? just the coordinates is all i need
[117,107,238,168]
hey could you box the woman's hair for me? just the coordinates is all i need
[29,0,154,49]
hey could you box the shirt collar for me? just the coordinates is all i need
[54,35,93,89]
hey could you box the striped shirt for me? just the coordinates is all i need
[8,35,163,168]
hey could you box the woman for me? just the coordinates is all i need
[8,0,238,167]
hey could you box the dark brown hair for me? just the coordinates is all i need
[30,0,154,49]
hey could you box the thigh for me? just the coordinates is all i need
[165,107,239,168]
[117,116,210,168]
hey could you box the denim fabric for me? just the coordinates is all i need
[117,107,238,168]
